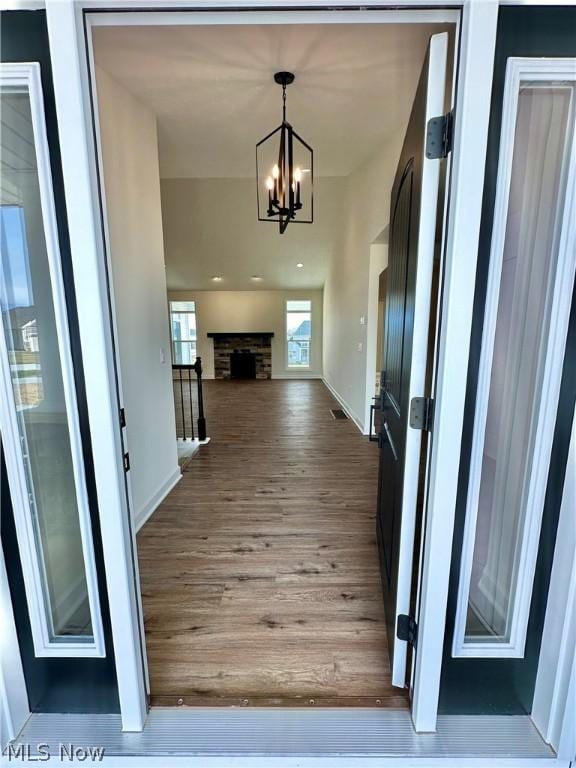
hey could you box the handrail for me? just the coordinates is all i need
[172,357,207,442]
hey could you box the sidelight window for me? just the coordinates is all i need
[453,60,576,658]
[0,64,104,656]
[286,299,311,369]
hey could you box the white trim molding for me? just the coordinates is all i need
[391,31,448,689]
[0,62,105,658]
[45,2,148,730]
[0,544,29,748]
[452,58,576,659]
[134,467,181,532]
[410,0,499,732]
[322,377,365,434]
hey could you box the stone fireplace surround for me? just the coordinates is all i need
[208,332,273,380]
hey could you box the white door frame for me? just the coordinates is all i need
[41,0,494,735]
[0,0,571,751]
[0,545,29,745]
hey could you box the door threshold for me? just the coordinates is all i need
[11,709,558,766]
[149,694,410,708]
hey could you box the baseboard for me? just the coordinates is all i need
[273,373,323,380]
[322,377,365,434]
[135,467,182,532]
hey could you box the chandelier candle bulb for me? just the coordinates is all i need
[295,167,302,208]
[272,164,279,203]
[266,176,274,214]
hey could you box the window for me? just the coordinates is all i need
[0,64,104,657]
[453,61,576,658]
[286,300,311,368]
[170,300,196,364]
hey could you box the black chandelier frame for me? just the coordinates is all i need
[256,71,314,234]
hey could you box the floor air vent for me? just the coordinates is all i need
[330,408,348,420]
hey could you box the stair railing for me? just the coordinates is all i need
[172,357,207,442]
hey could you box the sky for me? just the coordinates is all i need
[0,205,34,311]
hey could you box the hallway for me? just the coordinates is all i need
[137,380,406,707]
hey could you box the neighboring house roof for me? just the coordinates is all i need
[6,306,36,329]
[291,319,311,338]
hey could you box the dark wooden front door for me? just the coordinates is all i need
[376,33,449,688]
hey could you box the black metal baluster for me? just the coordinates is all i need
[188,366,195,440]
[194,357,207,442]
[179,367,186,441]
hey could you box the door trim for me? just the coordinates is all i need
[411,0,498,732]
[41,0,496,735]
[0,545,29,744]
[452,57,576,659]
[0,62,105,658]
[44,4,148,732]
[390,30,448,689]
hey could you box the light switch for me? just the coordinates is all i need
[360,315,366,325]
[357,342,363,352]
[160,347,166,364]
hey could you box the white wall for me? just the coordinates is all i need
[96,67,180,529]
[168,289,323,379]
[323,138,402,431]
[160,177,344,292]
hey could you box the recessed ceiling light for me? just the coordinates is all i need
[211,276,223,282]
[296,263,304,268]
[250,275,263,282]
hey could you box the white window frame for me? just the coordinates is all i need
[169,300,197,364]
[0,62,105,658]
[452,58,576,659]
[285,299,312,370]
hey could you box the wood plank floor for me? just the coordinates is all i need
[137,379,407,708]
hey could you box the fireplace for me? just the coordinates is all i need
[208,332,273,380]
[230,351,256,379]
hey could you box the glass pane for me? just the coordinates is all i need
[170,304,196,365]
[0,86,93,640]
[286,300,311,312]
[465,84,573,643]
[170,300,195,312]
[287,306,311,368]
[172,340,196,365]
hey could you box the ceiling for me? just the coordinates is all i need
[93,22,451,179]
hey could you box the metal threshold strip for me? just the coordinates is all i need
[13,709,557,765]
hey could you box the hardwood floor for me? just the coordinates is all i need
[137,379,407,708]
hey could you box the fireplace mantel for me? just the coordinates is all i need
[207,332,274,339]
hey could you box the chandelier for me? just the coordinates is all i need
[256,72,314,234]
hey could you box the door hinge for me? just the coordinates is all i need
[119,408,126,428]
[123,452,130,472]
[397,614,418,647]
[409,397,434,432]
[426,110,454,159]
